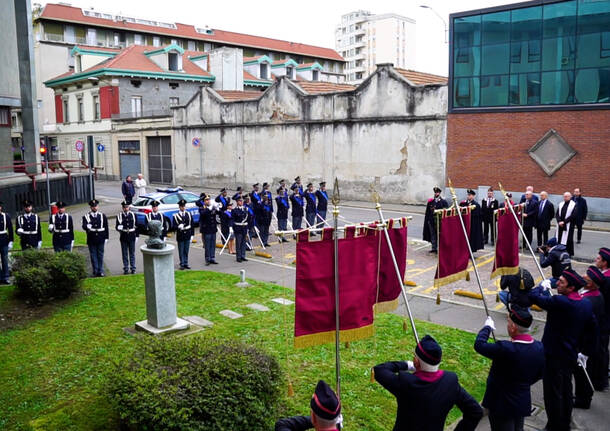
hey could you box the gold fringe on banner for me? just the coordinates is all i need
[294,324,374,349]
[370,367,376,383]
[490,265,520,279]
[374,298,400,314]
[434,269,470,288]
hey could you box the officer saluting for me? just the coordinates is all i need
[117,201,138,274]
[0,201,14,285]
[315,182,328,223]
[173,199,194,270]
[48,201,74,252]
[275,187,290,242]
[232,196,249,263]
[215,188,231,212]
[145,200,168,239]
[374,335,483,431]
[82,199,109,277]
[16,201,42,250]
[232,186,244,202]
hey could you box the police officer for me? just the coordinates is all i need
[215,188,231,212]
[244,194,257,249]
[315,182,328,224]
[292,176,304,195]
[304,183,317,231]
[538,237,571,281]
[232,196,249,262]
[16,201,42,250]
[220,202,235,254]
[279,179,289,198]
[145,200,168,239]
[232,186,244,202]
[199,195,219,265]
[374,334,483,431]
[275,380,342,431]
[250,183,262,207]
[275,187,290,242]
[474,307,545,430]
[0,201,14,285]
[290,185,305,232]
[527,269,598,431]
[116,201,138,274]
[423,187,448,254]
[82,199,109,277]
[173,199,194,270]
[49,201,74,252]
[262,182,273,205]
[256,194,273,247]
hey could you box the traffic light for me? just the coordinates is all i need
[39,145,47,155]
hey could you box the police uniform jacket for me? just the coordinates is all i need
[173,211,194,242]
[539,244,571,278]
[246,204,256,228]
[481,198,499,223]
[374,362,483,431]
[220,210,233,230]
[215,194,230,211]
[263,190,273,208]
[291,183,304,195]
[232,206,249,233]
[304,192,317,215]
[275,196,290,220]
[316,190,328,212]
[0,212,14,247]
[16,212,42,246]
[116,211,138,242]
[474,326,545,418]
[50,212,74,247]
[250,191,262,209]
[290,195,304,218]
[256,203,273,227]
[82,211,109,245]
[145,212,168,239]
[199,206,218,235]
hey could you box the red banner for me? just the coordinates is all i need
[434,208,471,287]
[375,217,408,312]
[491,206,521,279]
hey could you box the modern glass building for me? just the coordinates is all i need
[449,0,610,110]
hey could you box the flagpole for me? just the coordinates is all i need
[447,179,496,340]
[372,191,419,343]
[332,178,341,399]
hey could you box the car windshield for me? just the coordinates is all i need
[132,197,151,207]
[180,193,200,203]
[161,194,181,205]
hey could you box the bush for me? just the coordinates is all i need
[107,336,284,431]
[12,250,87,303]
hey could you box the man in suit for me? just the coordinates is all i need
[481,187,499,245]
[48,201,74,252]
[0,201,14,285]
[275,380,341,431]
[173,199,194,270]
[536,191,554,247]
[556,192,578,256]
[374,335,483,431]
[572,188,588,244]
[82,199,109,277]
[474,307,545,430]
[522,191,539,248]
[423,187,449,254]
[519,185,539,204]
[16,201,42,250]
[116,201,139,274]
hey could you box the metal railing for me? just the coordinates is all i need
[0,159,97,190]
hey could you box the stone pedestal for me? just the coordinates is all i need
[135,244,189,334]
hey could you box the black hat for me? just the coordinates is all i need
[319,181,326,187]
[467,189,476,195]
[280,179,286,183]
[500,267,534,291]
[220,187,226,193]
[151,200,160,207]
[200,192,207,199]
[307,183,313,187]
[506,192,512,198]
[236,195,244,201]
[415,334,442,366]
[509,304,533,328]
[277,187,283,194]
[244,194,251,200]
[23,200,33,207]
[546,237,558,248]
[561,269,585,288]
[203,194,211,200]
[178,199,187,206]
[121,200,130,207]
[88,199,99,207]
[291,184,298,191]
[263,182,269,187]
[253,183,259,188]
[56,201,67,208]
[599,247,610,263]
[294,176,300,181]
[433,187,442,193]
[236,186,242,192]
[587,266,605,287]
[310,380,341,421]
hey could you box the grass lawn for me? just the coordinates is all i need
[0,272,490,430]
[12,222,87,250]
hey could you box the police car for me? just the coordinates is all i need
[129,187,202,231]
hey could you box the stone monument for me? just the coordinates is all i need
[135,220,190,334]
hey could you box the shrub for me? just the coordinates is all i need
[12,250,87,303]
[107,336,284,431]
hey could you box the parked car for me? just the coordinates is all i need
[129,187,201,232]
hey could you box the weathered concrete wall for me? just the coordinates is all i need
[172,65,447,204]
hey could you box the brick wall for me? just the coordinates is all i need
[447,110,610,198]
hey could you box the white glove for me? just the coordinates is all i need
[8,242,13,250]
[48,224,55,232]
[577,353,588,368]
[105,239,108,245]
[117,224,123,231]
[405,360,415,371]
[485,316,496,330]
[541,279,552,292]
[178,223,184,230]
[17,228,24,234]
[71,240,74,248]
[190,236,193,243]
[135,236,139,243]
[37,241,42,249]
[86,224,92,230]
[336,414,343,428]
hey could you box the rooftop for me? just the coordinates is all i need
[215,90,264,101]
[394,68,447,86]
[294,81,356,94]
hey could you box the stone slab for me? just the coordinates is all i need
[183,315,214,327]
[135,317,190,335]
[246,303,270,312]
[271,298,294,305]
[219,309,243,319]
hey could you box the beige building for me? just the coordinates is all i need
[335,11,416,85]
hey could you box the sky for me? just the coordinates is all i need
[34,0,511,76]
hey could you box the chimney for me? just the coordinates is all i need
[209,47,244,91]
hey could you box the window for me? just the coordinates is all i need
[188,40,196,51]
[312,70,319,81]
[169,97,179,106]
[44,22,64,42]
[76,55,82,72]
[260,63,269,79]
[86,28,97,45]
[168,52,179,71]
[131,96,142,117]
[77,97,84,122]
[0,107,10,127]
[64,25,75,43]
[63,99,69,123]
[286,66,295,79]
[93,95,100,120]
[153,36,160,47]
[134,34,143,45]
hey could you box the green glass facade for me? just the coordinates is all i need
[451,0,610,109]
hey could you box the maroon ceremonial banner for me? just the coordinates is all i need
[491,205,521,279]
[434,208,471,287]
[375,217,408,312]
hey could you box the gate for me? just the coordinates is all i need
[147,136,172,184]
[118,140,141,180]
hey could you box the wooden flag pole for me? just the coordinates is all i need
[332,178,342,400]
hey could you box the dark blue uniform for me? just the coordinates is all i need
[232,206,249,261]
[49,212,74,252]
[173,211,194,269]
[374,362,482,431]
[256,201,273,246]
[245,203,256,246]
[290,194,304,230]
[16,212,42,250]
[145,212,168,239]
[275,415,317,431]
[220,209,233,243]
[304,191,317,228]
[199,206,218,264]
[315,189,328,222]
[474,326,545,427]
[0,212,14,283]
[116,211,138,273]
[82,211,109,276]
[275,195,290,231]
[539,244,571,279]
[215,194,230,212]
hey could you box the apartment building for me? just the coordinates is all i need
[335,10,416,84]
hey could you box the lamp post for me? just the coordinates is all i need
[420,5,448,44]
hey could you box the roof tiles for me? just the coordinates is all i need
[394,68,447,86]
[294,81,356,94]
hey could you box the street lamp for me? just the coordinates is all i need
[420,5,448,44]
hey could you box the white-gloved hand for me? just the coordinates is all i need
[577,353,588,368]
[48,224,55,232]
[541,279,552,291]
[105,239,108,245]
[17,228,24,234]
[336,414,344,428]
[190,236,193,243]
[8,242,13,250]
[178,223,184,230]
[406,360,415,371]
[37,241,42,249]
[71,240,74,248]
[117,224,123,231]
[86,224,92,230]
[485,316,496,330]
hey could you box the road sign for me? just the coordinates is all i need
[192,137,201,148]
[75,140,84,152]
[97,144,105,152]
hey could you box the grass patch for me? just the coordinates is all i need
[0,272,489,430]
[12,222,87,250]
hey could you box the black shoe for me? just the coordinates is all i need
[211,260,218,264]
[131,269,136,274]
[0,280,9,285]
[179,266,185,270]
[573,400,590,409]
[577,240,581,244]
[123,270,129,275]
[282,238,289,243]
[99,272,105,277]
[242,258,249,262]
[264,243,270,247]
[236,258,242,262]
[205,262,211,266]
[429,250,437,254]
[185,265,191,270]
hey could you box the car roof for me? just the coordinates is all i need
[140,190,198,200]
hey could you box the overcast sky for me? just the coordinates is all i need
[35,0,511,76]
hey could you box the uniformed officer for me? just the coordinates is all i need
[275,187,290,242]
[16,201,42,250]
[145,200,168,239]
[423,187,448,254]
[232,196,249,262]
[199,195,218,265]
[173,199,194,270]
[256,194,273,247]
[275,380,342,431]
[48,201,74,252]
[244,194,257,248]
[262,182,273,206]
[279,179,289,198]
[250,183,262,207]
[474,307,545,430]
[116,201,138,274]
[304,183,317,231]
[315,182,328,223]
[292,176,304,195]
[290,185,305,232]
[232,186,244,202]
[527,269,597,431]
[215,188,231,212]
[0,201,14,285]
[220,202,235,254]
[82,199,109,277]
[374,334,483,431]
